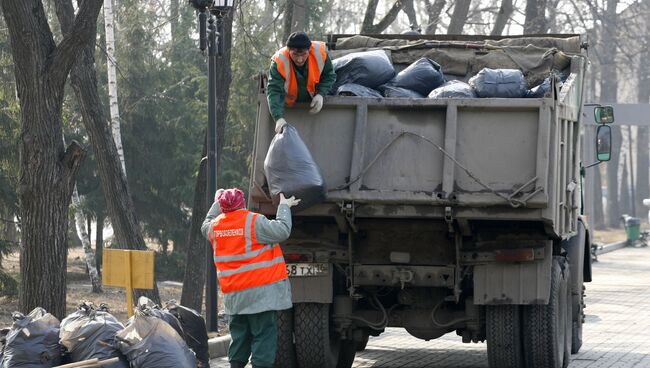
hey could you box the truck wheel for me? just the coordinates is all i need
[337,340,357,368]
[274,309,296,368]
[486,305,524,368]
[356,333,369,352]
[523,257,570,368]
[571,286,584,354]
[294,303,340,368]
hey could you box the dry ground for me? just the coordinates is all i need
[0,247,228,335]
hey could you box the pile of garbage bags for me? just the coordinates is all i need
[330,45,567,99]
[0,299,210,368]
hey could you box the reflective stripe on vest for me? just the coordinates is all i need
[210,210,288,293]
[271,41,328,106]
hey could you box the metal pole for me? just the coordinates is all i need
[205,15,219,332]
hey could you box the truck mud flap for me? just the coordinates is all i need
[289,265,333,304]
[474,242,552,305]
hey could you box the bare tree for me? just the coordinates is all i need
[448,0,472,34]
[491,0,513,35]
[54,0,161,303]
[636,4,650,218]
[402,0,419,31]
[361,0,406,34]
[104,0,126,175]
[1,0,103,318]
[524,0,548,34]
[423,0,447,34]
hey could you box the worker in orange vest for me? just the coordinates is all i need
[201,188,300,368]
[267,31,337,134]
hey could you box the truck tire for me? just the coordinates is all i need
[294,303,340,368]
[274,309,296,368]
[571,285,584,354]
[486,305,524,368]
[523,257,570,368]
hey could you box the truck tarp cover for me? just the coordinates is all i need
[164,301,210,367]
[384,57,446,96]
[264,124,326,212]
[115,306,196,367]
[59,303,128,368]
[469,68,528,98]
[1,308,61,367]
[332,50,395,90]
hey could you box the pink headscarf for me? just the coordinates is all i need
[218,188,246,213]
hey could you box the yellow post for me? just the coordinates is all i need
[125,250,133,317]
[102,249,154,318]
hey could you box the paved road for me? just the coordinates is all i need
[211,246,650,367]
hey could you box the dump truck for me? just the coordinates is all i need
[248,33,613,368]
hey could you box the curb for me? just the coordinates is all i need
[594,240,627,256]
[208,334,231,358]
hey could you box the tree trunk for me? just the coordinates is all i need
[289,0,307,33]
[424,0,447,35]
[72,187,102,292]
[524,0,548,34]
[361,0,406,34]
[54,0,160,303]
[593,166,606,229]
[103,0,126,175]
[447,0,472,34]
[1,0,102,319]
[96,211,105,276]
[601,0,620,228]
[402,0,419,31]
[620,154,631,216]
[636,18,650,218]
[282,0,294,44]
[491,0,513,36]
[181,141,208,313]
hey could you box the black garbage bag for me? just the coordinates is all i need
[59,302,128,368]
[469,68,528,98]
[525,77,551,98]
[336,83,383,98]
[132,297,185,341]
[1,308,61,367]
[115,305,196,368]
[428,80,477,99]
[384,58,446,96]
[332,50,395,90]
[264,124,326,212]
[165,300,210,368]
[379,84,425,98]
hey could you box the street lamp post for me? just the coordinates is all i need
[189,0,234,332]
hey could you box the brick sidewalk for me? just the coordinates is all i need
[211,246,650,367]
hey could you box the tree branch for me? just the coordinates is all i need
[362,0,406,34]
[45,0,103,89]
[491,0,513,35]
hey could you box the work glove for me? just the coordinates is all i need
[275,118,287,134]
[214,188,225,203]
[309,94,324,114]
[279,193,301,208]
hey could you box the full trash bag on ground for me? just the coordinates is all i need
[469,68,528,98]
[383,58,446,96]
[59,302,128,368]
[264,124,326,212]
[332,50,395,90]
[115,300,196,368]
[0,307,61,367]
[165,300,210,368]
[428,80,477,99]
[379,84,424,98]
[336,83,383,98]
[133,297,185,341]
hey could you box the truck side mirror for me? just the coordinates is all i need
[596,125,612,162]
[594,105,614,124]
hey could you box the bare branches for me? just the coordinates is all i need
[423,0,447,34]
[361,0,406,34]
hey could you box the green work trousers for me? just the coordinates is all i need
[228,310,277,368]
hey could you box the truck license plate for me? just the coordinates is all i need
[286,263,328,277]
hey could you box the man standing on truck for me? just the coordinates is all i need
[202,188,301,368]
[268,31,337,134]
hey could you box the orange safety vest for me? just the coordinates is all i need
[271,41,328,107]
[209,209,288,293]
